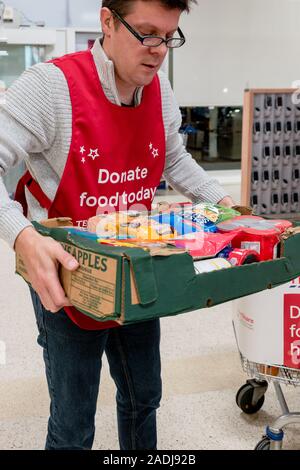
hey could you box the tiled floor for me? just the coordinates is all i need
[0,227,299,450]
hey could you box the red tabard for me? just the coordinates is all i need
[15,50,166,330]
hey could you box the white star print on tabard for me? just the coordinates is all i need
[88,148,100,160]
[149,142,159,158]
[80,146,86,154]
[81,157,86,164]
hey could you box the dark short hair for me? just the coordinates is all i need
[102,0,197,16]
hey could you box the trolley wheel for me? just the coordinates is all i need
[254,437,271,450]
[236,383,265,414]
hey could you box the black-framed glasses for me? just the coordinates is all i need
[111,9,186,49]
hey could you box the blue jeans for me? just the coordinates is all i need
[30,288,162,450]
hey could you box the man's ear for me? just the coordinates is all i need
[101,7,114,37]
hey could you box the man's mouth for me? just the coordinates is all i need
[142,64,157,69]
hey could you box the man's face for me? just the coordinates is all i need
[102,1,182,88]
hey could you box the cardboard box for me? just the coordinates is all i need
[15,219,300,325]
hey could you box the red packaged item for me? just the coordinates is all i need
[217,216,293,261]
[217,216,292,233]
[173,232,237,259]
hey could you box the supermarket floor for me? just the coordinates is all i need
[1,188,300,450]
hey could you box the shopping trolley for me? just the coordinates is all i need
[235,355,300,450]
[233,280,300,450]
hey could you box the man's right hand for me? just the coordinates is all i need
[14,226,79,313]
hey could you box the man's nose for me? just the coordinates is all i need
[149,42,168,56]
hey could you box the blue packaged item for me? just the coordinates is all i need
[151,211,218,235]
[217,244,233,259]
[204,223,218,233]
[180,209,218,233]
[151,212,202,236]
[66,228,99,240]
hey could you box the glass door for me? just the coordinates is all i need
[0,44,46,87]
[0,44,46,196]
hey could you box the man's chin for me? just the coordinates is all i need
[135,73,156,87]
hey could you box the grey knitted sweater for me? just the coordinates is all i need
[0,38,228,248]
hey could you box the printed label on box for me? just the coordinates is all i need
[16,243,118,320]
[60,242,118,319]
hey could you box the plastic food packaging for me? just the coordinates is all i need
[217,216,292,233]
[87,211,177,240]
[152,202,241,234]
[173,232,237,259]
[190,203,241,223]
[151,212,208,236]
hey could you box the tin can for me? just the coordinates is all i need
[193,257,232,274]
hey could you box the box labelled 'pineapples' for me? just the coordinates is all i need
[15,217,300,326]
[15,217,186,324]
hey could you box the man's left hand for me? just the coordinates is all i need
[218,196,235,207]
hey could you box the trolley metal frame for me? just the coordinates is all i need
[236,352,300,450]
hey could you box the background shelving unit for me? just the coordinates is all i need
[241,88,300,218]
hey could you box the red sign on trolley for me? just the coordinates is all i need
[284,291,300,368]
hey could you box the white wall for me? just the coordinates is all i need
[174,0,300,106]
[6,0,101,28]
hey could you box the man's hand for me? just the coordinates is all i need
[218,196,235,207]
[15,226,79,313]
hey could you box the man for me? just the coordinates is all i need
[0,0,233,450]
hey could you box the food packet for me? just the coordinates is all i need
[184,203,241,224]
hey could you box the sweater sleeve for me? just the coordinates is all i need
[159,72,229,204]
[0,63,56,248]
